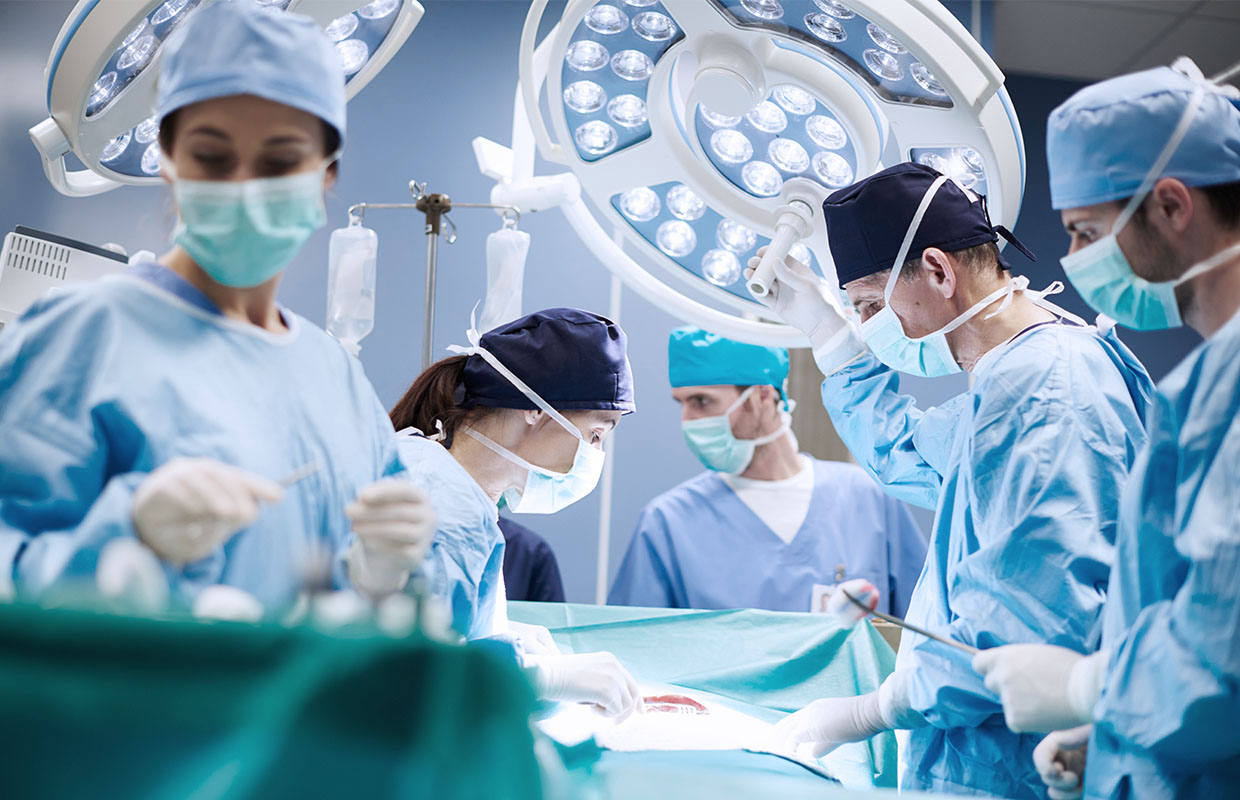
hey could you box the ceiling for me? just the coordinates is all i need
[992,0,1240,82]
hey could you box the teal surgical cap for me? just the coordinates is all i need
[1047,65,1240,210]
[668,327,789,395]
[158,0,347,148]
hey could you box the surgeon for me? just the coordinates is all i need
[0,1,433,607]
[608,326,926,615]
[388,308,642,719]
[974,61,1240,799]
[749,163,1154,798]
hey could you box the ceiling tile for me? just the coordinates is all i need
[1126,16,1240,75]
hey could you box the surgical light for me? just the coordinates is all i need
[31,0,423,196]
[479,0,1025,346]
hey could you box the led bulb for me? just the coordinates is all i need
[87,72,117,115]
[769,139,810,174]
[805,13,846,42]
[789,243,812,264]
[740,0,784,20]
[632,11,677,42]
[746,101,787,134]
[135,115,160,144]
[806,115,847,150]
[566,40,609,72]
[118,33,157,71]
[575,120,618,155]
[716,219,757,254]
[608,94,647,128]
[100,132,130,164]
[957,147,985,174]
[336,39,369,75]
[863,49,904,81]
[620,187,660,222]
[701,107,741,129]
[710,129,753,164]
[151,0,192,26]
[813,0,855,19]
[657,220,697,257]
[773,85,816,115]
[141,143,162,175]
[624,0,658,6]
[867,23,907,54]
[121,20,148,49]
[702,249,742,287]
[742,161,783,196]
[812,151,853,187]
[911,63,947,96]
[564,81,607,113]
[918,152,949,173]
[585,4,628,35]
[357,0,400,19]
[612,49,654,81]
[666,184,706,221]
[325,13,359,42]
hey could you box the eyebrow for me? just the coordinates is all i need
[185,126,230,141]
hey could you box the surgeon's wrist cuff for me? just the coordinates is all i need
[347,539,410,597]
[810,324,867,376]
[1067,649,1109,723]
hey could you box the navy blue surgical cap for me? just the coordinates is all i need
[822,162,1034,288]
[460,308,635,413]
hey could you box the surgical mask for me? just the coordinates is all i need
[681,386,790,474]
[859,175,1027,378]
[447,320,606,515]
[1059,85,1240,330]
[172,168,327,288]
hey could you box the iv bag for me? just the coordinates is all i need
[479,227,530,333]
[327,223,378,356]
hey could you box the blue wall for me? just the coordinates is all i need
[0,1,1201,603]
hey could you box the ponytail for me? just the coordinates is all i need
[390,356,492,447]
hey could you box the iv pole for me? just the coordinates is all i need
[347,179,520,369]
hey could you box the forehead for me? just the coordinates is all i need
[1061,201,1121,227]
[671,384,739,399]
[175,95,322,140]
[844,273,887,302]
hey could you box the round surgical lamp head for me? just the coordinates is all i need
[511,0,1025,346]
[30,0,424,197]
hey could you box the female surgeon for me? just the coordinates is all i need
[0,1,432,608]
[388,308,642,719]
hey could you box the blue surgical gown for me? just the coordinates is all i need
[397,434,506,641]
[821,321,1152,799]
[607,457,928,616]
[0,263,403,609]
[1084,307,1240,799]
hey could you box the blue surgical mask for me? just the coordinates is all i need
[172,168,327,288]
[1059,85,1240,330]
[681,386,790,474]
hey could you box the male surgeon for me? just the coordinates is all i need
[608,327,926,615]
[752,163,1154,798]
[975,61,1240,799]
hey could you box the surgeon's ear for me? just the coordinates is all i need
[1148,177,1194,236]
[921,248,957,300]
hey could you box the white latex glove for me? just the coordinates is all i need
[345,478,436,597]
[132,457,284,565]
[1034,725,1091,799]
[193,585,265,622]
[825,578,881,627]
[509,621,561,657]
[745,246,865,374]
[773,675,903,758]
[528,651,643,721]
[973,645,1109,733]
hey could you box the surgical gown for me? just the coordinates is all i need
[821,321,1152,798]
[0,263,403,609]
[1084,307,1240,799]
[608,458,927,616]
[397,434,507,641]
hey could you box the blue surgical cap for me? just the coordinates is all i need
[822,162,1034,288]
[461,309,635,414]
[667,327,789,396]
[1047,66,1240,210]
[157,0,347,148]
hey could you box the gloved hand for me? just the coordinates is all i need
[509,620,561,657]
[528,651,643,721]
[132,457,284,565]
[825,578,881,628]
[973,645,1109,733]
[345,478,436,596]
[773,674,905,758]
[1034,725,1091,799]
[745,246,865,374]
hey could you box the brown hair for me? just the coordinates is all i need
[389,356,496,447]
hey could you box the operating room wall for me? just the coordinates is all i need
[0,1,1202,605]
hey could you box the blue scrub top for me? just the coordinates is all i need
[0,263,403,608]
[822,320,1153,799]
[608,457,927,616]
[1084,307,1240,800]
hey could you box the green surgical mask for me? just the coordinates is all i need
[172,169,327,288]
[681,386,790,474]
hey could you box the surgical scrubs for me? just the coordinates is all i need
[397,433,506,640]
[0,263,403,609]
[822,320,1152,798]
[1085,307,1240,799]
[608,458,927,616]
